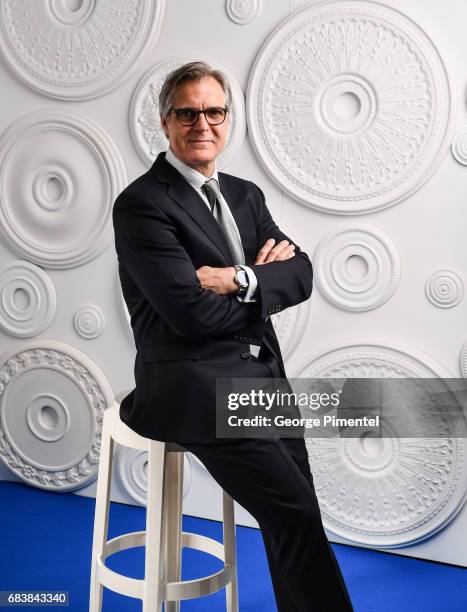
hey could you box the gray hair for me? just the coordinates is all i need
[159,61,232,119]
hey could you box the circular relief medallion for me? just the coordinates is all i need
[0,260,56,337]
[247,1,452,214]
[226,0,262,24]
[130,57,246,169]
[115,446,192,506]
[292,340,466,546]
[0,0,166,100]
[73,305,105,339]
[314,224,401,311]
[451,127,467,165]
[425,269,463,309]
[0,110,126,269]
[0,340,114,491]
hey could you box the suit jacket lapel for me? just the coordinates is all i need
[152,153,232,264]
[152,153,257,266]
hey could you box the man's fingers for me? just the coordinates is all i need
[255,239,297,264]
[195,265,210,282]
[264,240,294,263]
[255,238,275,264]
[265,248,294,263]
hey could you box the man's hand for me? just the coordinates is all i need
[196,239,295,295]
[255,239,295,264]
[196,266,237,295]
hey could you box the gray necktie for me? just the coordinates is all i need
[201,178,245,265]
[202,179,261,357]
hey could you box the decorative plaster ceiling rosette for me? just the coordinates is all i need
[0,0,166,100]
[130,57,246,168]
[0,110,126,269]
[226,0,262,24]
[425,269,463,309]
[115,446,192,506]
[247,1,452,214]
[0,260,56,337]
[292,340,466,546]
[314,224,401,311]
[0,340,114,491]
[73,305,105,339]
[451,128,467,165]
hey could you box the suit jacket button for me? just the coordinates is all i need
[240,350,251,359]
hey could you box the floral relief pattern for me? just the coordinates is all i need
[0,341,114,491]
[0,0,165,99]
[247,2,452,213]
[293,341,466,546]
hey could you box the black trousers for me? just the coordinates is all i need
[180,350,355,612]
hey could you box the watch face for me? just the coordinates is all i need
[236,269,248,288]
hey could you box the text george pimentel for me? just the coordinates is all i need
[227,414,380,428]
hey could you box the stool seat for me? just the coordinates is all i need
[89,402,239,612]
[165,442,187,453]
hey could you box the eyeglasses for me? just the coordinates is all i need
[169,107,228,126]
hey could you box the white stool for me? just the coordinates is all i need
[89,402,239,611]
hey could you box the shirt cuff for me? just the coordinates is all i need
[235,265,257,303]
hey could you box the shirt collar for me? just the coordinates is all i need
[165,147,219,191]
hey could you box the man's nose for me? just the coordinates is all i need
[192,112,210,129]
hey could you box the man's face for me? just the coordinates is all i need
[161,76,229,175]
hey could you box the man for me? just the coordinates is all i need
[113,61,354,611]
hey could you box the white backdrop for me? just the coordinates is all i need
[0,0,466,566]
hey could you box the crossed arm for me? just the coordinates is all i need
[196,238,296,295]
[113,186,312,339]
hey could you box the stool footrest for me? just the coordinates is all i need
[97,530,232,601]
[164,564,233,602]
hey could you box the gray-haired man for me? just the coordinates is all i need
[113,61,354,611]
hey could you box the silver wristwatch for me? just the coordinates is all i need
[234,265,249,296]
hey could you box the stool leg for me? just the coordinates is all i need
[89,409,114,612]
[144,441,166,612]
[223,491,239,612]
[163,452,184,612]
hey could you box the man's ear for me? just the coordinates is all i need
[160,114,169,138]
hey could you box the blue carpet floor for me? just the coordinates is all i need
[0,480,466,611]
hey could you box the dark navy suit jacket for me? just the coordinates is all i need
[113,152,313,442]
